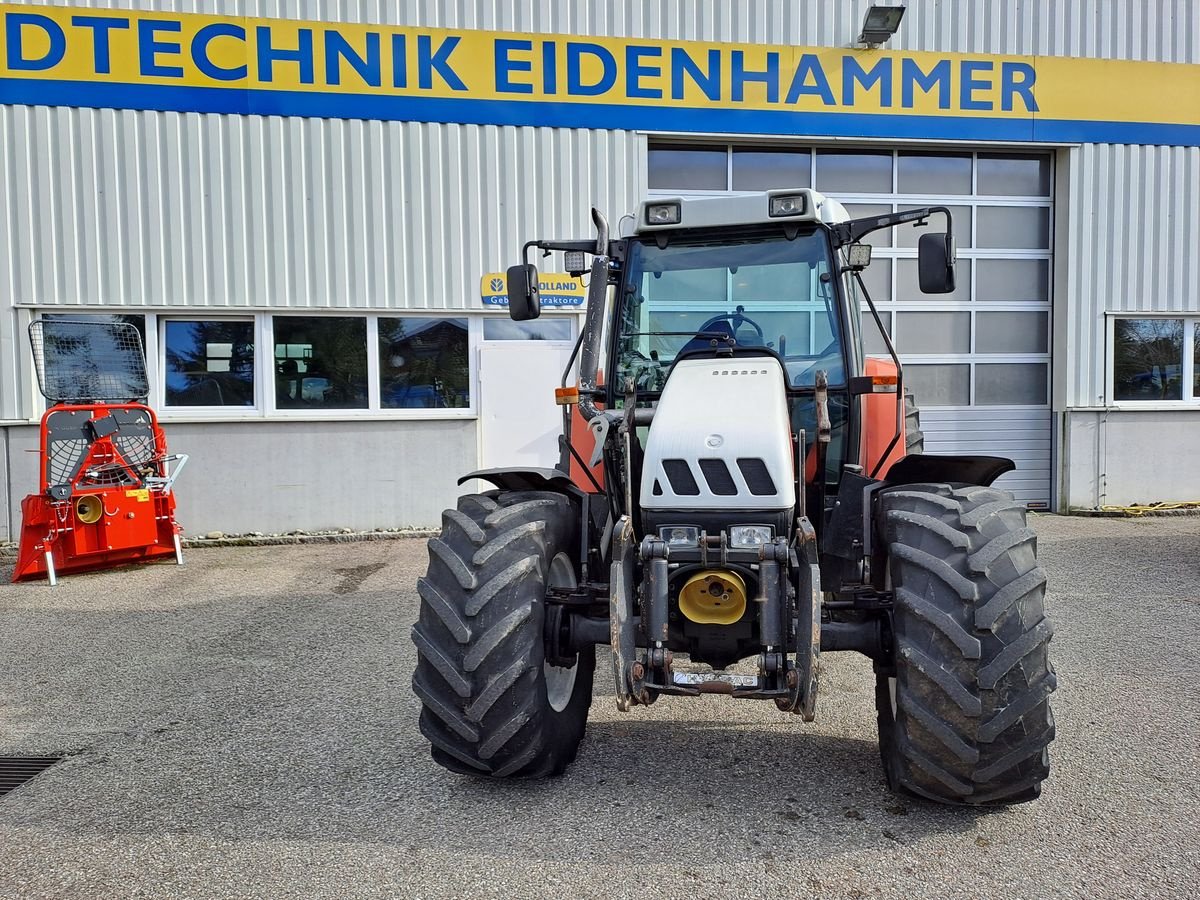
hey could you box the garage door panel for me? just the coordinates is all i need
[920,408,1052,507]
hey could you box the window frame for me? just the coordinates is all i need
[156,314,261,417]
[89,310,484,423]
[1107,313,1200,408]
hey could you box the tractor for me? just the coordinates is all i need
[411,189,1055,805]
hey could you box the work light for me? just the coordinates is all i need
[769,194,806,217]
[646,203,681,225]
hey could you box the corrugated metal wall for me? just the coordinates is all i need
[1061,143,1200,406]
[7,0,1194,60]
[2,0,1199,423]
[0,108,637,311]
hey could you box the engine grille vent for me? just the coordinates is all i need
[737,458,777,496]
[662,459,700,496]
[698,459,738,496]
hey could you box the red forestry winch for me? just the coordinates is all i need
[12,320,188,585]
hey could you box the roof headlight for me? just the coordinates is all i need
[769,194,807,217]
[646,202,682,225]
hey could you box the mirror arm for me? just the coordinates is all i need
[833,206,953,246]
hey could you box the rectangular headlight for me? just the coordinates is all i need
[769,194,806,217]
[729,525,774,549]
[646,202,681,225]
[659,525,700,548]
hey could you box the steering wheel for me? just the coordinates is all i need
[698,306,765,347]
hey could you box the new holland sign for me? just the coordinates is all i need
[480,272,585,308]
[2,5,1199,145]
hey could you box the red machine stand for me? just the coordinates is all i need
[12,403,188,585]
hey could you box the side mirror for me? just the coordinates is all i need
[506,263,541,321]
[917,232,956,294]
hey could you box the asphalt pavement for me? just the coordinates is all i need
[1,514,1198,899]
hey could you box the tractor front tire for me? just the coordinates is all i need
[412,490,595,778]
[876,483,1055,805]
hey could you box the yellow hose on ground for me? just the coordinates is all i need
[1099,501,1200,517]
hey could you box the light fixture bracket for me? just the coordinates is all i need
[857,5,906,48]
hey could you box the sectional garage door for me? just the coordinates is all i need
[648,143,1053,508]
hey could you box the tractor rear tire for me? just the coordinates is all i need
[412,490,595,778]
[875,483,1055,805]
[904,389,924,455]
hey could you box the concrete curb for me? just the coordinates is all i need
[0,528,440,559]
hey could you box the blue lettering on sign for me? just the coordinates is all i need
[417,34,466,91]
[541,41,558,94]
[138,19,184,78]
[843,56,892,107]
[1001,61,1038,112]
[670,47,721,101]
[256,25,315,85]
[191,23,246,82]
[731,50,779,103]
[960,60,994,111]
[391,33,407,89]
[785,54,835,105]
[901,58,951,109]
[626,45,662,99]
[71,15,130,76]
[325,31,381,87]
[566,42,617,96]
[495,38,534,94]
[6,12,66,72]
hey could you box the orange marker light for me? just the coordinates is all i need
[555,386,580,406]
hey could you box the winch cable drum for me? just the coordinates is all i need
[74,494,103,524]
[678,569,747,625]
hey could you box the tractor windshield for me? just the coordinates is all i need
[614,229,843,393]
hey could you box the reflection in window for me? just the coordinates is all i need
[44,313,147,350]
[164,320,255,407]
[1195,327,1200,399]
[379,317,469,409]
[483,318,573,341]
[273,317,367,409]
[732,148,810,190]
[647,145,727,190]
[1113,318,1183,401]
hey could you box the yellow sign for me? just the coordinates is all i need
[481,272,585,308]
[1,4,1198,144]
[124,489,150,502]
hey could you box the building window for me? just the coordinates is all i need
[482,317,573,341]
[273,317,368,410]
[379,317,470,409]
[1112,318,1191,402]
[164,319,255,407]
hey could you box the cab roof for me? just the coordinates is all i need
[635,188,850,234]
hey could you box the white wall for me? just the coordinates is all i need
[4,418,478,536]
[1064,409,1200,509]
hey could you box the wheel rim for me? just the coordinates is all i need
[544,552,579,713]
